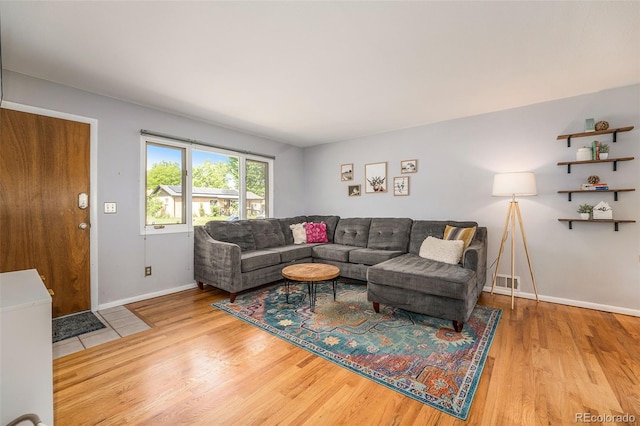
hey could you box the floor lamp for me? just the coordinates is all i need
[491,172,540,309]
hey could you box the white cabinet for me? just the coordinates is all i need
[1,269,53,426]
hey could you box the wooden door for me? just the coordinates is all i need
[0,108,91,317]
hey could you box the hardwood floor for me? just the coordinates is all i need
[53,285,640,425]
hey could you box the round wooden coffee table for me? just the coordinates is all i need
[281,263,340,312]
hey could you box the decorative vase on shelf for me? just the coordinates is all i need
[580,213,590,220]
[599,152,609,160]
[576,147,592,161]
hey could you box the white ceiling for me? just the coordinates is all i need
[1,1,639,147]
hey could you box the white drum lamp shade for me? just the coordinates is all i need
[492,172,537,197]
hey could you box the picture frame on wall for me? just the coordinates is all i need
[401,159,417,174]
[341,163,353,181]
[393,176,409,196]
[365,162,387,193]
[348,184,361,197]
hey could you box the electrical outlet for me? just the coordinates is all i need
[145,266,152,276]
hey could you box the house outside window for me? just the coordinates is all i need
[141,135,273,234]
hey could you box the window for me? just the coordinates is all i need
[141,135,273,234]
[144,142,187,229]
[246,159,268,219]
[191,149,239,225]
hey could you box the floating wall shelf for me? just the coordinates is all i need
[558,218,636,232]
[557,126,634,147]
[556,157,634,173]
[557,188,635,202]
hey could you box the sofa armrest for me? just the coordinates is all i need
[194,226,242,293]
[462,239,487,287]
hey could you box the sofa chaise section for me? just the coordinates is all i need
[367,220,487,332]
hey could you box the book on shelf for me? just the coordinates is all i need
[592,140,600,160]
[581,183,609,190]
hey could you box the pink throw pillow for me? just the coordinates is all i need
[305,222,328,243]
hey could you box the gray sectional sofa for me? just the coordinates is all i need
[195,216,487,331]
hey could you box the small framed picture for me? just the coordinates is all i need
[341,163,353,181]
[393,176,409,196]
[401,159,417,174]
[348,184,361,197]
[365,162,387,193]
[585,118,595,132]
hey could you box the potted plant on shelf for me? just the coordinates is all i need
[599,143,609,160]
[577,204,593,220]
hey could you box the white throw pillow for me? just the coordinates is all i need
[419,236,464,265]
[290,222,307,244]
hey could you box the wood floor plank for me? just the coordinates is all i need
[53,286,640,425]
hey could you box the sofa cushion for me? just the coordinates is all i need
[266,245,313,263]
[349,248,405,266]
[240,250,281,272]
[409,220,478,255]
[312,244,359,262]
[290,223,307,244]
[334,218,372,247]
[306,222,329,243]
[443,225,477,250]
[419,236,464,265]
[250,219,286,249]
[279,216,308,245]
[367,218,412,251]
[367,253,476,300]
[306,215,340,242]
[205,220,256,252]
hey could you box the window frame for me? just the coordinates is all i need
[140,135,274,235]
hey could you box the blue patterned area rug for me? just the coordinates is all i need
[53,311,106,343]
[213,281,501,420]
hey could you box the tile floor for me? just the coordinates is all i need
[53,306,150,359]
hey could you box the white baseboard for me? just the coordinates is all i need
[98,282,198,311]
[483,286,640,317]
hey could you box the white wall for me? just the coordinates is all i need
[3,71,306,307]
[303,85,640,314]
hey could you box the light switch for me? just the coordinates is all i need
[104,202,117,214]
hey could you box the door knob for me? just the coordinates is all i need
[78,222,88,230]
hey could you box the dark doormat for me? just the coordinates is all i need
[53,311,106,343]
